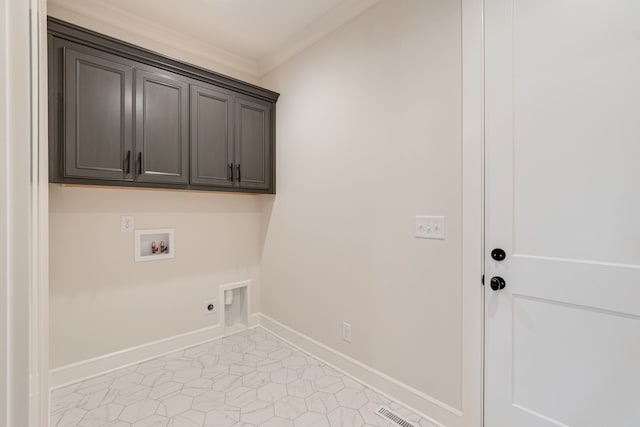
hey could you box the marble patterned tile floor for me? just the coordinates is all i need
[51,328,436,427]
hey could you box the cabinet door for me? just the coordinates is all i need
[235,95,273,192]
[64,47,133,180]
[135,68,189,184]
[190,84,234,187]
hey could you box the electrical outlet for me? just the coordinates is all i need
[342,322,352,343]
[203,300,217,315]
[121,215,134,233]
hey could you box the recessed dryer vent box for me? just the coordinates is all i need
[135,228,175,262]
[220,280,251,334]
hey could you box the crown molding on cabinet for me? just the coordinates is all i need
[47,0,382,79]
[47,0,261,80]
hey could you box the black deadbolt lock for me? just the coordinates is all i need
[491,248,506,261]
[490,276,506,291]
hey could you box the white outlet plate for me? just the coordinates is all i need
[203,300,217,315]
[342,322,352,343]
[415,215,445,239]
[121,215,134,233]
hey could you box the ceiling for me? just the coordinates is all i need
[47,0,382,78]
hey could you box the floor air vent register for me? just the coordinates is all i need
[375,406,417,427]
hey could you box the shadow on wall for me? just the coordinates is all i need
[49,183,263,214]
[259,195,276,258]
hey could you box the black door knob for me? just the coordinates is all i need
[490,276,506,291]
[491,248,506,261]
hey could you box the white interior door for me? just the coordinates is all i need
[484,1,640,426]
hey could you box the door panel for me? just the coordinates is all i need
[64,47,133,180]
[484,1,640,426]
[512,296,640,427]
[135,69,189,184]
[235,95,272,191]
[509,0,640,265]
[190,84,234,187]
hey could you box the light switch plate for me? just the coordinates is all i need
[415,216,445,239]
[121,216,134,233]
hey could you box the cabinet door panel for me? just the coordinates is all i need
[135,69,189,184]
[191,84,234,187]
[64,47,133,180]
[235,96,272,191]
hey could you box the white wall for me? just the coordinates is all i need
[259,0,463,412]
[49,186,265,368]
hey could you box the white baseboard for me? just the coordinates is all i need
[256,313,462,427]
[49,312,462,427]
[50,311,266,389]
[249,312,261,327]
[49,323,224,389]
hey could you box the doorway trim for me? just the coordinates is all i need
[461,0,484,426]
[1,0,49,425]
[35,1,50,426]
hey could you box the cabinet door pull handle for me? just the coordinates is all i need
[138,152,142,174]
[237,164,241,182]
[228,163,234,181]
[125,150,131,174]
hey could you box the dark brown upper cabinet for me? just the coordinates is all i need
[235,95,272,192]
[48,17,279,193]
[135,68,189,185]
[190,83,234,188]
[60,43,134,181]
[190,85,272,192]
